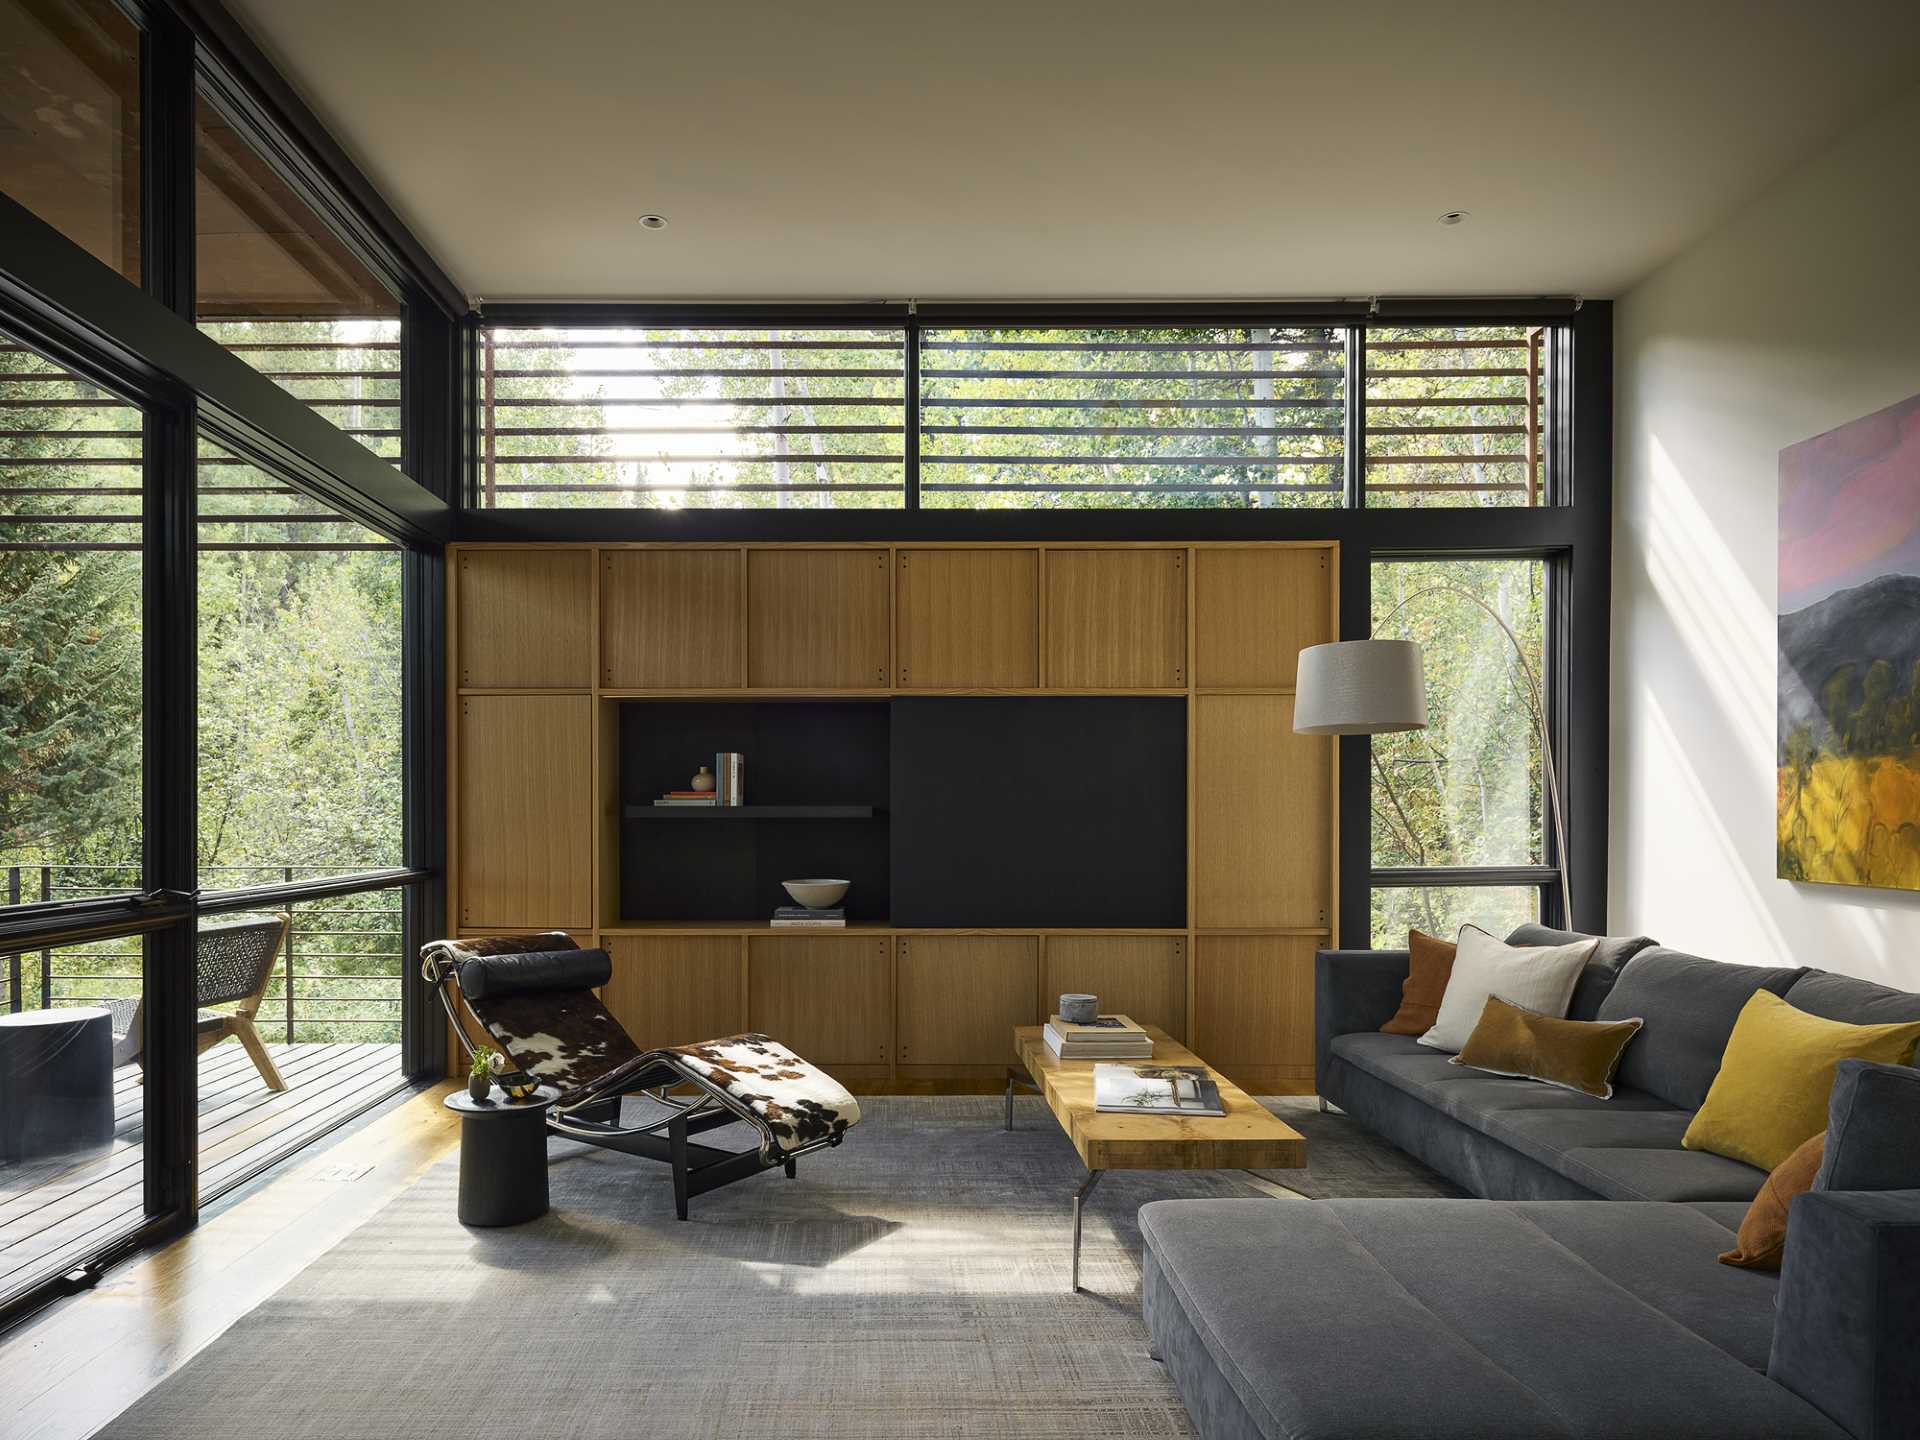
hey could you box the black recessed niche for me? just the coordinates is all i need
[617,696,1187,928]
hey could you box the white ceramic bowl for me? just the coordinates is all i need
[782,878,850,909]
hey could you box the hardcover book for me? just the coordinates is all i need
[1093,1063,1225,1117]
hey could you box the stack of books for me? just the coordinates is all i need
[1093,1062,1225,1116]
[1043,1013,1154,1060]
[771,906,845,929]
[653,790,717,807]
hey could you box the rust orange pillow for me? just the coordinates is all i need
[1719,1131,1825,1271]
[1381,930,1456,1037]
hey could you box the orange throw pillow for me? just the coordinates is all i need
[1719,1131,1825,1271]
[1381,930,1456,1036]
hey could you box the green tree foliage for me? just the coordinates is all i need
[1369,557,1546,944]
[4,322,403,1042]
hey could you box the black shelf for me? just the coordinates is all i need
[625,804,879,821]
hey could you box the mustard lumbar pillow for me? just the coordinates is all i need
[1681,991,1920,1172]
[1450,994,1643,1099]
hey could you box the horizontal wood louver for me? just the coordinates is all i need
[475,326,907,508]
[916,326,1346,508]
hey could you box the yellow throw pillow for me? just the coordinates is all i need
[1682,991,1920,1172]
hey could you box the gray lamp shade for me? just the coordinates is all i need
[1293,639,1429,735]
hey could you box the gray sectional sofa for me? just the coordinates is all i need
[1139,926,1920,1440]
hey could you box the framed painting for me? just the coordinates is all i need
[1778,391,1920,888]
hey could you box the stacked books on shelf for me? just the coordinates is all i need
[771,906,845,929]
[1043,1013,1154,1060]
[1093,1062,1226,1117]
[653,790,717,806]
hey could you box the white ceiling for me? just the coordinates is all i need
[225,0,1920,303]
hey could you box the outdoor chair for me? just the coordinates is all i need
[107,913,291,1092]
[422,931,861,1219]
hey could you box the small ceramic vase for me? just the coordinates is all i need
[1060,993,1099,1025]
[467,1073,490,1103]
[690,766,716,793]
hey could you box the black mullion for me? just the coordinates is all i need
[400,547,445,1078]
[142,387,198,1220]
[903,319,921,509]
[139,8,195,319]
[1344,327,1366,509]
[1563,304,1612,930]
[1338,533,1373,949]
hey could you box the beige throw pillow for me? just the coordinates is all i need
[1418,925,1598,1053]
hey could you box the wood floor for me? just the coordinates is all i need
[0,1041,406,1304]
[0,1077,458,1440]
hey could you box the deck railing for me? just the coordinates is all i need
[1,864,403,1043]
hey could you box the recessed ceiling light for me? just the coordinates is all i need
[638,213,668,230]
[1438,211,1469,226]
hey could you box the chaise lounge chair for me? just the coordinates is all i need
[421,931,860,1218]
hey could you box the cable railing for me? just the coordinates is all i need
[1,863,403,1044]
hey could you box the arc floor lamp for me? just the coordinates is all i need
[1293,585,1572,924]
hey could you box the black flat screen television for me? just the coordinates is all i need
[889,696,1187,928]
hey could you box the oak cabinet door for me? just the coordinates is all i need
[601,549,742,689]
[1193,694,1331,929]
[895,549,1038,688]
[602,935,743,1051]
[746,549,890,688]
[1192,548,1333,688]
[457,549,593,688]
[1190,935,1316,1093]
[457,695,593,930]
[1041,936,1186,1040]
[747,935,892,1065]
[895,935,1038,1064]
[1045,549,1186,688]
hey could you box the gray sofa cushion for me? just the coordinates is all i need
[1784,969,1920,1027]
[1140,1198,1847,1440]
[1330,1032,1767,1203]
[1508,923,1658,1020]
[1556,1146,1769,1203]
[1598,948,1805,1109]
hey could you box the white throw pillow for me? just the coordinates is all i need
[1417,925,1598,1053]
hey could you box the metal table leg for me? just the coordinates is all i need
[1071,1170,1104,1293]
[1004,1066,1039,1131]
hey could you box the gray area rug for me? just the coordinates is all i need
[99,1096,1461,1439]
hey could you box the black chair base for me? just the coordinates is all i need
[553,1094,832,1219]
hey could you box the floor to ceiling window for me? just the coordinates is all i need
[1369,556,1553,945]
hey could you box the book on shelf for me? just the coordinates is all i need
[653,796,718,806]
[770,905,846,928]
[1093,1062,1226,1117]
[1044,1012,1154,1059]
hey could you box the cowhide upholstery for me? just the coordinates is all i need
[421,934,861,1155]
[665,1034,860,1151]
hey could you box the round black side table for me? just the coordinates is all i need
[444,1086,560,1227]
[0,1007,115,1165]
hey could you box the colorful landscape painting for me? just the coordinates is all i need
[1778,392,1920,888]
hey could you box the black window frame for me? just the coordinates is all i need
[0,0,458,1325]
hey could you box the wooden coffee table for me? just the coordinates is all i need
[1010,1024,1307,1291]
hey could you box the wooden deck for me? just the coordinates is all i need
[0,1041,405,1301]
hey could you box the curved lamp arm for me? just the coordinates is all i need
[1376,583,1572,925]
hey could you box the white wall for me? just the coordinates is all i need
[1612,84,1920,984]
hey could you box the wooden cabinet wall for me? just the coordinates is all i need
[896,549,1038,688]
[601,549,741,688]
[456,695,593,929]
[1045,549,1186,687]
[747,935,892,1078]
[895,936,1038,1072]
[747,549,891,688]
[449,542,1337,1095]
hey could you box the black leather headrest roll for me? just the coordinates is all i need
[459,947,611,1000]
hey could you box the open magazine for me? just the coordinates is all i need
[1093,1062,1226,1117]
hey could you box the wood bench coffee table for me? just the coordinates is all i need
[1010,1024,1307,1291]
